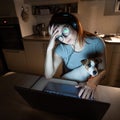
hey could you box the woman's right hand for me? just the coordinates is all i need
[47,25,57,51]
[45,25,63,79]
[47,25,62,51]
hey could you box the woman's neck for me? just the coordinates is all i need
[71,37,84,52]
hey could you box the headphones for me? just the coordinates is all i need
[62,13,78,31]
[49,12,78,31]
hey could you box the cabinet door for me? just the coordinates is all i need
[24,41,45,75]
[106,44,113,76]
[0,0,16,16]
[24,40,63,77]
[2,49,27,72]
[102,43,120,87]
[100,43,114,85]
[108,44,120,86]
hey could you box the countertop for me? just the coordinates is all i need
[0,72,120,120]
[23,34,50,41]
[104,36,120,43]
[23,34,120,44]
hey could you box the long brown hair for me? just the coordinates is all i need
[76,18,96,47]
[49,12,96,47]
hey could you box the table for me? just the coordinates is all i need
[0,72,120,120]
[95,85,120,120]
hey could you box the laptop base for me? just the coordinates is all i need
[15,77,110,120]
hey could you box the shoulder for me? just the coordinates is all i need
[55,43,73,57]
[85,36,103,43]
[85,36,105,46]
[85,36,106,53]
[55,43,72,52]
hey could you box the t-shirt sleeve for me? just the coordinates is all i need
[95,38,106,55]
[55,44,66,59]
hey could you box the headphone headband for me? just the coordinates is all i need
[49,12,78,31]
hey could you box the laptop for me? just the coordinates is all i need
[15,76,110,120]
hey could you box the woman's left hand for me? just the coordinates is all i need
[75,70,106,100]
[75,83,96,100]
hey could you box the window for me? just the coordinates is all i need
[115,0,120,12]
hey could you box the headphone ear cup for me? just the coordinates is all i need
[72,22,78,30]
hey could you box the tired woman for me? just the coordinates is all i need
[44,12,106,99]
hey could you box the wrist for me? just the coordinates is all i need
[86,81,97,89]
[47,46,54,52]
[87,77,98,88]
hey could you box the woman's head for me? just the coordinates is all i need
[49,12,84,45]
[49,12,84,34]
[49,12,79,31]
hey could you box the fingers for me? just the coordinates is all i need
[90,89,95,100]
[47,25,58,50]
[82,87,90,99]
[78,85,95,100]
[75,82,86,88]
[78,87,85,97]
[86,89,92,99]
[48,25,56,36]
[49,25,63,39]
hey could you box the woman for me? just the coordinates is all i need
[44,12,106,99]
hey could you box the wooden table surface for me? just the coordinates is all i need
[0,72,120,120]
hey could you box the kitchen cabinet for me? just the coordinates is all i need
[23,39,63,77]
[0,0,16,17]
[101,43,120,87]
[23,40,46,75]
[24,0,78,5]
[104,0,120,15]
[2,49,28,72]
[32,3,78,15]
[106,44,120,87]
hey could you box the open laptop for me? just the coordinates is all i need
[15,76,110,120]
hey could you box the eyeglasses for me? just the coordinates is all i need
[57,26,70,41]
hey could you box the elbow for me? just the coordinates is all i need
[45,75,52,80]
[44,71,53,79]
[44,66,56,79]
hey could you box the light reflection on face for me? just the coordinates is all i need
[56,25,77,45]
[57,25,71,42]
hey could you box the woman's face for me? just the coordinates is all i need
[51,25,78,45]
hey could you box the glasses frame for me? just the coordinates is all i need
[56,25,71,41]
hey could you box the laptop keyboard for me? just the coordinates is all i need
[43,82,96,100]
[43,82,80,98]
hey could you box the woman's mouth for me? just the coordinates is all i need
[66,39,71,43]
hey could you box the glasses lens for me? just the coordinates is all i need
[57,36,64,41]
[62,27,70,37]
[56,26,70,41]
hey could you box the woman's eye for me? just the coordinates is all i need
[62,27,70,36]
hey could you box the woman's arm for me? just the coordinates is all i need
[87,70,106,88]
[44,51,62,79]
[44,25,63,79]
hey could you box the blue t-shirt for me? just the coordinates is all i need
[55,37,105,70]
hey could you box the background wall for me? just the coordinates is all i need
[77,0,120,34]
[14,0,120,36]
[14,0,36,37]
[35,0,120,35]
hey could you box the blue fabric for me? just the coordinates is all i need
[55,37,105,70]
